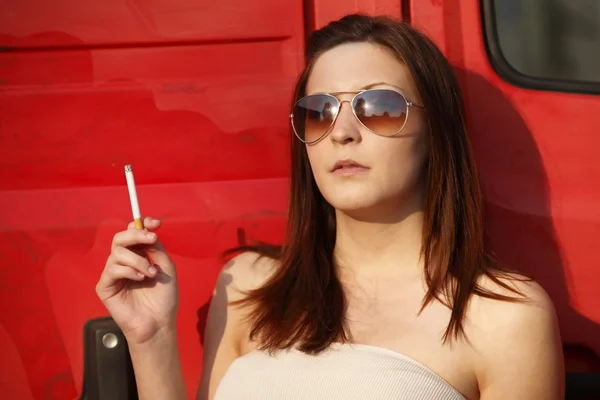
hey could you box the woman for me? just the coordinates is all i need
[96,14,564,400]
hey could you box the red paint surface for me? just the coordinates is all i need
[1,0,599,399]
[310,0,402,30]
[0,1,303,398]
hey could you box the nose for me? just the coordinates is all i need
[329,100,362,144]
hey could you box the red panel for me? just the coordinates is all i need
[409,0,448,52]
[411,0,600,369]
[311,0,402,30]
[0,1,304,398]
[0,0,301,48]
[0,42,297,191]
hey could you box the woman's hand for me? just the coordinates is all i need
[96,217,179,345]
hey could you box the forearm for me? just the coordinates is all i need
[128,330,187,400]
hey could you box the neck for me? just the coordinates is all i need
[333,196,425,276]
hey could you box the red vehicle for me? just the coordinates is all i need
[1,0,599,398]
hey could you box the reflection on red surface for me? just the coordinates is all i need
[0,5,301,395]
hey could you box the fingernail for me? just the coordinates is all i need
[146,232,156,240]
[137,272,145,279]
[148,266,157,275]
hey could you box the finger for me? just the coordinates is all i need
[112,246,158,277]
[127,217,161,231]
[96,264,145,298]
[106,263,146,282]
[112,229,157,250]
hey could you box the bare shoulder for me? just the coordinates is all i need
[216,251,278,301]
[468,273,558,337]
[197,251,279,400]
[471,273,555,320]
[467,273,564,399]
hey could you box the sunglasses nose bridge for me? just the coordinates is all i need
[327,98,363,144]
[335,99,354,115]
[332,98,357,125]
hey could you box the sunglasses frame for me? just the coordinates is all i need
[289,88,425,144]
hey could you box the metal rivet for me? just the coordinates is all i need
[102,333,119,349]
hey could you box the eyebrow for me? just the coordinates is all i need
[360,81,404,91]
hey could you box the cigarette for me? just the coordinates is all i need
[124,164,144,230]
[124,164,154,266]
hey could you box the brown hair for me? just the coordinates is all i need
[229,14,525,354]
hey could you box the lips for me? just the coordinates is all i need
[331,159,369,176]
[331,160,366,171]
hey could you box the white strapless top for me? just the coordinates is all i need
[214,343,467,399]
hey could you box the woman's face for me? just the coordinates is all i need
[304,42,429,219]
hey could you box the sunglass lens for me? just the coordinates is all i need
[292,94,338,143]
[353,89,408,135]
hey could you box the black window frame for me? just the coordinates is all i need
[481,0,600,95]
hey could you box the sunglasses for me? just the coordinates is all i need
[290,88,424,144]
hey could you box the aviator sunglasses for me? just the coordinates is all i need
[290,88,424,144]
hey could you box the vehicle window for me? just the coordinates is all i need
[483,0,600,93]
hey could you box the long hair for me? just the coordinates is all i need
[228,14,525,354]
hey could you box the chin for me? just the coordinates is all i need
[322,186,420,222]
[323,192,381,214]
